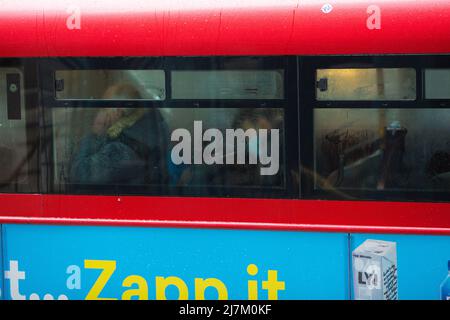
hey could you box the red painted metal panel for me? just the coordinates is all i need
[0,0,450,57]
[0,194,448,235]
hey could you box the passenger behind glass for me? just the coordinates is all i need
[69,84,169,187]
[213,108,284,187]
[427,150,450,188]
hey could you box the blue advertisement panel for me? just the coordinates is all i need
[350,234,450,300]
[1,224,349,300]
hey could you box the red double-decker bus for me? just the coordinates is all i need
[0,0,449,300]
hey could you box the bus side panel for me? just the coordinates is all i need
[1,224,349,300]
[350,234,450,300]
[0,224,3,300]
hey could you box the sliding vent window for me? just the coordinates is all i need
[314,108,450,193]
[55,70,165,100]
[425,69,450,99]
[316,68,416,101]
[171,70,284,99]
[52,107,285,193]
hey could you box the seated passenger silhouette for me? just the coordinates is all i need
[212,108,284,188]
[70,84,169,186]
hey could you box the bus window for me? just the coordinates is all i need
[0,68,37,192]
[316,68,416,101]
[55,70,165,100]
[171,70,284,99]
[52,106,285,194]
[425,69,450,99]
[314,108,450,192]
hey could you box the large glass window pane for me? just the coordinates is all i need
[52,106,285,193]
[425,69,450,99]
[314,108,450,192]
[0,68,37,192]
[171,70,284,99]
[55,70,165,100]
[316,68,416,101]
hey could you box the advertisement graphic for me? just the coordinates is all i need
[1,224,349,300]
[352,239,398,300]
[350,234,450,300]
[441,261,450,300]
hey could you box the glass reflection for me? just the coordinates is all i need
[316,68,416,101]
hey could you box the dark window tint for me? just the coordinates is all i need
[55,70,165,100]
[171,70,284,99]
[425,69,450,99]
